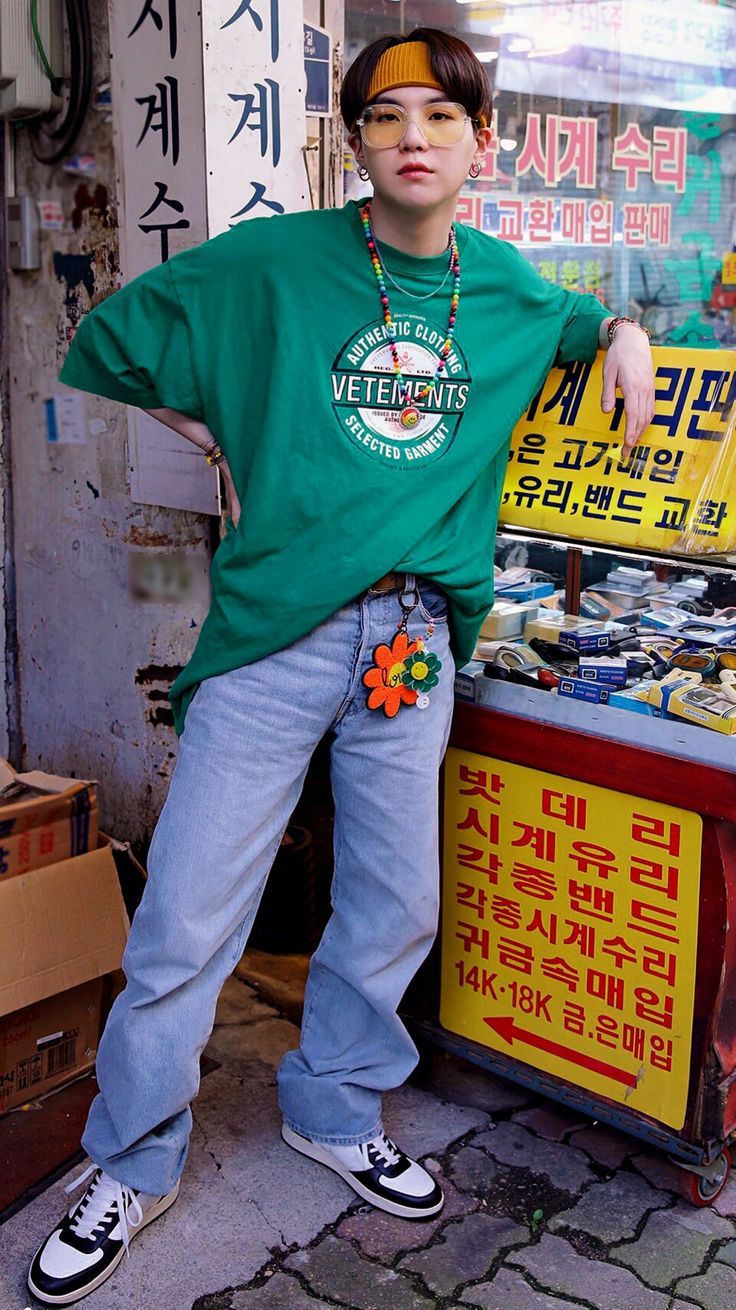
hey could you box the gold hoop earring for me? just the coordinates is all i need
[357,164,370,181]
[469,161,482,179]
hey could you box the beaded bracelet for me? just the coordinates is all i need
[204,443,225,466]
[607,315,651,347]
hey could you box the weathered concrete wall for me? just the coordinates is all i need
[8,7,212,845]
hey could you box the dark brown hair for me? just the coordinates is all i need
[341,27,493,131]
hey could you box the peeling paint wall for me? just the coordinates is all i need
[8,8,213,845]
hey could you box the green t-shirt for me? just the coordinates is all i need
[60,201,610,735]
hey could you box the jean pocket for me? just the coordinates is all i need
[417,579,449,624]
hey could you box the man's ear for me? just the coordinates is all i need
[473,124,494,166]
[347,128,364,168]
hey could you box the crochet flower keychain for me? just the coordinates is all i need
[363,585,442,718]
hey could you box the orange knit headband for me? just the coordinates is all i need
[366,43,487,128]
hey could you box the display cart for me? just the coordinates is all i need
[403,347,736,1205]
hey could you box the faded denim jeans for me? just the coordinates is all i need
[81,576,455,1195]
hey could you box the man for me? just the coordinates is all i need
[28,27,653,1305]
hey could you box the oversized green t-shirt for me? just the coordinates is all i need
[60,201,610,734]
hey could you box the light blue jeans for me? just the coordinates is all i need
[81,576,455,1195]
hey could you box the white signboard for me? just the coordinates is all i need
[201,0,308,236]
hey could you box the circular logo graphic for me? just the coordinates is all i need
[331,313,471,468]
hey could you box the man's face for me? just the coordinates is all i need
[348,84,490,213]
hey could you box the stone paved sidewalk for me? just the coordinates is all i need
[5,973,736,1310]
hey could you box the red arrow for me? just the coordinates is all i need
[484,1015,637,1089]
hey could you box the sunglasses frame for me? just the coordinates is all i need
[355,100,480,149]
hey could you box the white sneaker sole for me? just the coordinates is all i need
[281,1123,444,1220]
[27,1179,181,1306]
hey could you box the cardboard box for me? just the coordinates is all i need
[0,760,98,879]
[0,840,130,1114]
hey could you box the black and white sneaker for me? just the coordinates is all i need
[281,1122,444,1219]
[27,1162,180,1305]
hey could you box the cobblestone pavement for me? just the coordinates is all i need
[200,981,736,1310]
[6,974,736,1310]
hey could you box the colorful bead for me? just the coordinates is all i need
[361,201,461,429]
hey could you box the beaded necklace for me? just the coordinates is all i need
[360,201,460,431]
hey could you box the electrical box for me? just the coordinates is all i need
[0,0,63,119]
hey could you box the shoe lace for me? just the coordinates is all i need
[64,1163,143,1258]
[368,1132,402,1169]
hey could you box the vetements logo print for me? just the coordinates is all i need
[331,315,471,467]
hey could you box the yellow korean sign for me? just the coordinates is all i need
[500,347,736,555]
[723,253,736,285]
[441,747,703,1127]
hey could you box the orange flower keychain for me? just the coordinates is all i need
[363,585,442,718]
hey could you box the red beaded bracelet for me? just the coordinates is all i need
[607,315,651,346]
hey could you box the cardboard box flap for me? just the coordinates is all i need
[0,844,130,1017]
[0,764,96,809]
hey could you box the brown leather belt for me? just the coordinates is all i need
[368,571,407,594]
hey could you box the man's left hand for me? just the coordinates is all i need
[601,322,655,452]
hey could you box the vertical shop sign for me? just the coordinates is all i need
[108,0,216,513]
[441,748,703,1128]
[201,0,308,237]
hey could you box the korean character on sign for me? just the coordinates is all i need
[541,480,573,513]
[511,862,557,901]
[498,199,525,243]
[652,126,688,193]
[557,200,581,246]
[589,199,613,245]
[569,881,615,922]
[564,919,597,957]
[634,986,674,1030]
[490,895,523,930]
[649,1034,674,1070]
[510,476,543,510]
[554,438,587,471]
[455,194,483,230]
[602,935,638,970]
[652,366,695,439]
[19,832,31,866]
[570,840,618,880]
[622,203,648,247]
[594,1015,619,1049]
[560,259,581,290]
[527,197,555,244]
[456,843,502,885]
[557,115,598,188]
[457,806,499,842]
[643,945,677,987]
[129,0,179,59]
[630,856,679,900]
[512,823,556,862]
[562,1001,586,1035]
[611,122,652,190]
[538,260,557,283]
[542,789,588,831]
[586,968,625,1011]
[515,433,546,466]
[459,765,505,806]
[647,203,672,246]
[516,112,551,184]
[138,183,191,263]
[0,846,9,874]
[583,259,603,291]
[455,921,492,960]
[620,445,649,481]
[691,499,728,537]
[622,1022,645,1062]
[456,882,488,921]
[581,486,614,521]
[629,899,679,943]
[498,936,534,975]
[526,908,559,944]
[541,956,579,992]
[649,449,684,485]
[654,497,690,533]
[229,78,282,167]
[686,369,736,441]
[543,361,592,427]
[612,489,646,525]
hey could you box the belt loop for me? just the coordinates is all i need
[398,572,419,618]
